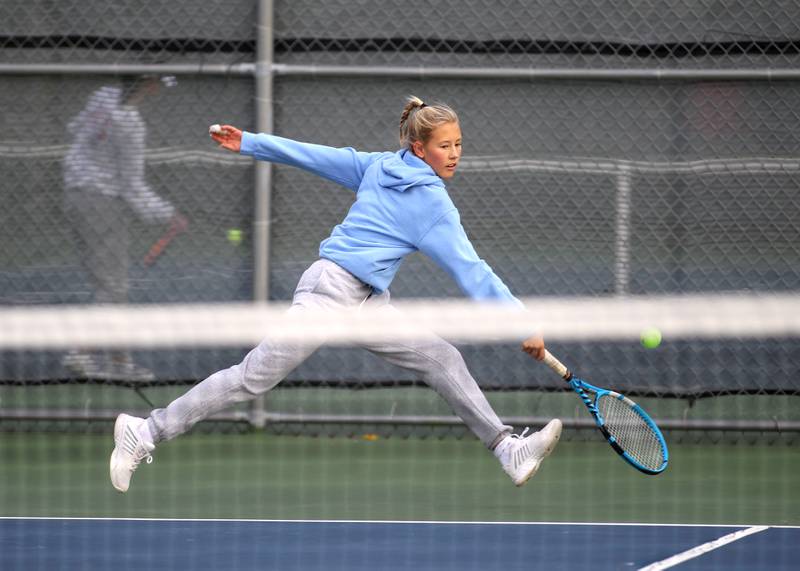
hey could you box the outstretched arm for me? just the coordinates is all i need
[417,209,545,361]
[209,124,384,191]
[418,209,521,305]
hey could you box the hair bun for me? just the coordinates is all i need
[399,96,458,148]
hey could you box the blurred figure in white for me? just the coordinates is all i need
[62,74,187,381]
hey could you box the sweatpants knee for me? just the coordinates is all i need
[237,340,308,395]
[237,356,274,396]
[419,341,468,376]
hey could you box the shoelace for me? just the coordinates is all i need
[513,427,530,440]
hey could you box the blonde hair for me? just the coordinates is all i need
[399,95,459,148]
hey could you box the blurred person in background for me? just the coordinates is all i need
[62,74,187,381]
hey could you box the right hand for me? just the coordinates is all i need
[209,124,243,152]
[169,213,189,234]
[521,334,546,361]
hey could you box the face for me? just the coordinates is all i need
[412,121,462,180]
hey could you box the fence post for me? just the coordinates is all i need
[614,166,633,296]
[249,0,274,429]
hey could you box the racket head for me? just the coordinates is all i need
[572,378,669,475]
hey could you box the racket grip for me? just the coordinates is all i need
[543,350,572,380]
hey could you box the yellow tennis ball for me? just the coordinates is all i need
[227,228,242,245]
[640,327,662,349]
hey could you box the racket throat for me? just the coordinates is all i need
[571,380,597,414]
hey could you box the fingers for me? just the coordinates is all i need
[521,335,546,361]
[522,345,545,361]
[209,124,242,152]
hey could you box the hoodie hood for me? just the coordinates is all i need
[377,149,443,192]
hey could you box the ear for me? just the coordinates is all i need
[411,140,425,159]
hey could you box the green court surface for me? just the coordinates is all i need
[1,430,797,525]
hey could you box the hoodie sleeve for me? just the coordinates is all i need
[112,108,175,224]
[240,132,384,191]
[417,209,524,308]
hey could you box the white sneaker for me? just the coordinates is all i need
[63,352,155,382]
[109,414,154,493]
[62,351,99,377]
[495,419,562,487]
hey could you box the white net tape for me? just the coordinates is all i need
[1,292,798,349]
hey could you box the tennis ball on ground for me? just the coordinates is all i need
[226,228,242,245]
[640,327,662,349]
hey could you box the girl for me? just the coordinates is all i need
[110,97,562,493]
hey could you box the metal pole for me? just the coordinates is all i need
[4,63,800,82]
[4,409,800,433]
[253,1,274,303]
[0,63,255,75]
[248,0,274,429]
[614,167,633,296]
[271,65,800,81]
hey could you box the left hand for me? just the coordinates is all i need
[521,334,545,361]
[209,124,243,153]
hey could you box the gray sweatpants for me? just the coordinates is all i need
[148,259,512,448]
[64,190,130,305]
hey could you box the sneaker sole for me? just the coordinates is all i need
[109,447,128,493]
[514,419,562,487]
[110,414,131,493]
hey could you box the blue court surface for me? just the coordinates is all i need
[1,518,798,570]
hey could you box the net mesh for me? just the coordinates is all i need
[1,293,798,432]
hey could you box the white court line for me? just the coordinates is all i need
[1,517,798,529]
[638,525,770,571]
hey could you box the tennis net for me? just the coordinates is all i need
[1,291,798,539]
[1,292,798,438]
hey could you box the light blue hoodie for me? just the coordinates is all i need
[240,132,521,306]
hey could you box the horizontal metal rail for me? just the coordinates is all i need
[0,62,255,76]
[2,62,800,81]
[272,65,800,81]
[3,408,799,432]
[0,408,250,423]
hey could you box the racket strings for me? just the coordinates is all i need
[598,395,665,471]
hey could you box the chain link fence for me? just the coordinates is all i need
[1,1,799,428]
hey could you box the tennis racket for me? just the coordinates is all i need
[542,350,669,475]
[143,214,188,267]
